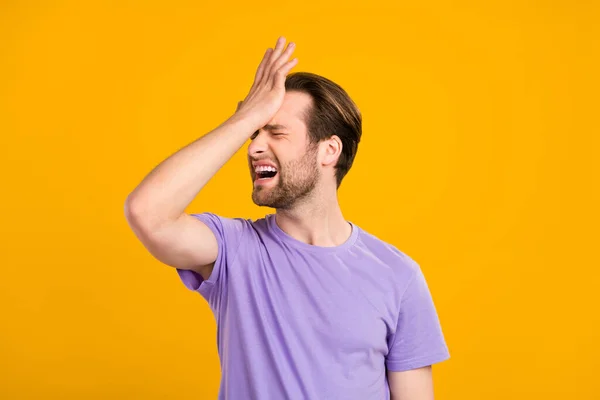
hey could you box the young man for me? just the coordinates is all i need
[125,36,450,399]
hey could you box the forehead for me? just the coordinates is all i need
[271,91,312,129]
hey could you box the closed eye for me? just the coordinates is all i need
[249,131,287,140]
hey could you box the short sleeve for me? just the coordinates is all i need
[176,212,247,310]
[385,264,450,372]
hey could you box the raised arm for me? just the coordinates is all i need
[124,36,298,279]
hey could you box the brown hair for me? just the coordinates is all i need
[285,72,362,188]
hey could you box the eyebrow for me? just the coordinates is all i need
[263,124,288,130]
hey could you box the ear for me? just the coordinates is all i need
[320,135,343,167]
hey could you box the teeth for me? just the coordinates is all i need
[255,165,277,173]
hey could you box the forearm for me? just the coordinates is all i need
[125,112,258,229]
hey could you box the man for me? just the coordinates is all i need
[125,36,450,399]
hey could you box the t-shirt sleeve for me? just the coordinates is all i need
[176,212,247,310]
[385,263,450,372]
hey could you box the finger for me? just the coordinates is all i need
[270,41,296,77]
[274,57,298,89]
[254,48,273,87]
[236,101,242,112]
[270,36,286,61]
[264,36,287,80]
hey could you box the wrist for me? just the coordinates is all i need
[224,111,263,135]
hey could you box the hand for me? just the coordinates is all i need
[234,36,298,132]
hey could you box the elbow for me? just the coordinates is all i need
[124,194,156,232]
[124,194,180,234]
[124,194,143,223]
[124,195,162,248]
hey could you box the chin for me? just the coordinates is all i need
[252,192,284,209]
[251,190,269,207]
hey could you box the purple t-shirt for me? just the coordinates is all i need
[177,213,449,399]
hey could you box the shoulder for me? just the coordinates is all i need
[354,225,421,284]
[190,212,263,230]
[189,212,268,244]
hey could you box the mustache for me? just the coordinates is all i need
[249,155,276,161]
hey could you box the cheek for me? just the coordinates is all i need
[273,141,312,171]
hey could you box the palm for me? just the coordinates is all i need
[236,37,298,129]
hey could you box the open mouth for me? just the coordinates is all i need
[255,165,278,181]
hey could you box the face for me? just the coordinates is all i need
[248,91,321,209]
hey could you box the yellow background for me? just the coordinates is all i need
[1,0,598,399]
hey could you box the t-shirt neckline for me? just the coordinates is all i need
[267,213,359,253]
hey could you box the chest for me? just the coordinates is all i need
[228,242,397,356]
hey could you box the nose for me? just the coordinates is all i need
[248,130,269,158]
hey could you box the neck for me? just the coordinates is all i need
[274,184,352,247]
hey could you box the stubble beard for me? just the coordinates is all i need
[252,146,320,210]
